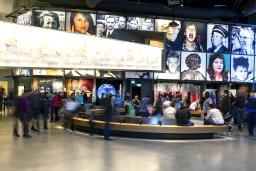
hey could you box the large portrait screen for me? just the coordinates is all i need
[181,21,206,52]
[207,24,229,53]
[231,26,254,55]
[155,19,181,50]
[154,50,180,80]
[33,10,65,31]
[206,53,230,81]
[66,12,96,35]
[181,52,206,81]
[231,55,254,82]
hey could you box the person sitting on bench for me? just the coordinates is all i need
[204,104,224,126]
[175,102,194,126]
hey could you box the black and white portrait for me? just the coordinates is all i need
[181,52,206,81]
[231,26,254,55]
[125,72,153,79]
[154,50,180,80]
[127,17,154,31]
[33,10,65,31]
[207,24,229,53]
[231,55,254,82]
[181,21,206,52]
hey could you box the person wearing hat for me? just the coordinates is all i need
[207,24,228,53]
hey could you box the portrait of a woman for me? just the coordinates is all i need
[181,53,206,80]
[207,53,230,81]
[67,12,95,35]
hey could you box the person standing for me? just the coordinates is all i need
[52,93,63,122]
[220,90,231,117]
[0,86,5,112]
[245,92,256,137]
[103,93,113,140]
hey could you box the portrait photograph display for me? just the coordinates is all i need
[33,69,64,76]
[181,21,206,52]
[64,70,95,77]
[231,55,254,82]
[66,79,93,101]
[180,52,206,81]
[13,68,31,76]
[16,11,32,25]
[33,10,65,31]
[231,26,255,55]
[206,53,231,82]
[66,12,96,35]
[155,19,182,50]
[154,50,180,80]
[96,70,123,78]
[96,14,145,43]
[126,17,154,31]
[125,72,153,79]
[207,24,229,53]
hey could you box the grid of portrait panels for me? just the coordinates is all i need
[18,9,256,83]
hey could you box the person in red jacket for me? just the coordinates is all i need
[52,93,63,121]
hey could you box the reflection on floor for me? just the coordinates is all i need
[0,118,256,171]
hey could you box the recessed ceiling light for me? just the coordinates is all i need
[214,4,226,7]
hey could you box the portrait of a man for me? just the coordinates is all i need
[154,50,180,80]
[207,24,229,53]
[155,19,181,50]
[231,26,254,55]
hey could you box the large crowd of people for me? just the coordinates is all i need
[8,86,256,139]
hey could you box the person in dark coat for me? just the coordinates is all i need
[28,91,41,132]
[220,90,231,117]
[40,93,49,129]
[234,93,246,131]
[103,93,113,140]
[245,92,256,136]
[16,92,32,138]
[175,102,194,126]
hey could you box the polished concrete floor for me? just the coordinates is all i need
[0,118,256,171]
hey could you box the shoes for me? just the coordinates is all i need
[13,132,20,137]
[31,126,39,132]
[44,127,48,130]
[23,134,32,138]
[238,128,243,132]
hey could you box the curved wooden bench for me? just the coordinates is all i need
[64,117,229,139]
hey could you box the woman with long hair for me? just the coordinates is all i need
[207,53,229,81]
[67,12,95,35]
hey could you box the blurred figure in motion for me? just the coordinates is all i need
[28,90,41,132]
[15,92,32,138]
[103,93,114,140]
[63,93,83,134]
[40,92,49,129]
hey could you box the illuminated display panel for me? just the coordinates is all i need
[0,21,163,71]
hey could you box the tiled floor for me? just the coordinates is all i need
[0,118,256,171]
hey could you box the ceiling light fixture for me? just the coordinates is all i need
[168,5,179,27]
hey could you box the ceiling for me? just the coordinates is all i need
[9,0,256,24]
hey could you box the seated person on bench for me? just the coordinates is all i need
[204,104,224,126]
[175,102,194,126]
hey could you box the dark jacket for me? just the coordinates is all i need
[220,95,231,115]
[175,108,191,126]
[234,96,245,109]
